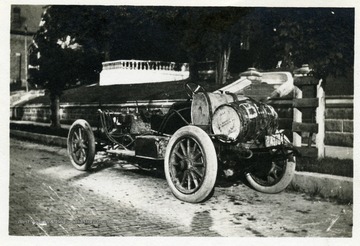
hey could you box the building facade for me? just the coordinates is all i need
[10,5,44,90]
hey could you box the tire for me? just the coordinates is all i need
[67,119,96,171]
[164,126,218,203]
[245,154,296,193]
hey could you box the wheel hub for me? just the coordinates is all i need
[74,139,84,148]
[78,139,85,148]
[179,158,193,170]
[184,158,193,168]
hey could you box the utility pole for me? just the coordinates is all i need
[24,25,28,92]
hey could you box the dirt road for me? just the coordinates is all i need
[9,138,353,237]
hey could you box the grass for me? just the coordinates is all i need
[296,156,353,178]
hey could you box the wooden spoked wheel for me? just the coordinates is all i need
[67,119,96,171]
[245,153,295,193]
[164,126,218,203]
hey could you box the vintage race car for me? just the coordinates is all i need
[67,71,298,203]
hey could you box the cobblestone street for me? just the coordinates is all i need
[9,140,199,236]
[9,138,353,237]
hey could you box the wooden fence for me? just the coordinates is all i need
[292,76,325,159]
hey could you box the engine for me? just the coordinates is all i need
[191,92,278,142]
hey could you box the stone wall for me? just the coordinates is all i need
[324,97,353,147]
[10,100,178,127]
[10,97,353,147]
[270,96,353,147]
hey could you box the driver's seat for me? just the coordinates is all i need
[151,101,192,134]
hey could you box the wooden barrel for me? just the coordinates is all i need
[212,100,278,142]
[191,92,236,127]
[257,103,278,135]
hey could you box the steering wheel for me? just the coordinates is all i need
[184,82,206,98]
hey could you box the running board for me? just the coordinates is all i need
[106,149,135,157]
[106,148,164,160]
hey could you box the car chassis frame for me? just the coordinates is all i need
[67,82,298,203]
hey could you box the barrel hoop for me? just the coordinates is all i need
[202,92,214,123]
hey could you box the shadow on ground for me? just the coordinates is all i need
[67,152,251,191]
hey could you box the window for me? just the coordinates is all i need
[12,7,21,28]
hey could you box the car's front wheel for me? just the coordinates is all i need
[164,126,218,203]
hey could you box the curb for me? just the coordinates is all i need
[10,130,67,148]
[290,172,352,202]
[10,129,353,202]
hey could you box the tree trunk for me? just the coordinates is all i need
[216,43,231,84]
[223,44,231,83]
[215,52,223,85]
[50,93,61,128]
[189,56,199,82]
[104,40,111,62]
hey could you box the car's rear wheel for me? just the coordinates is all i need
[67,119,96,171]
[164,126,218,203]
[245,153,295,193]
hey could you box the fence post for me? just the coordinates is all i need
[316,79,325,158]
[293,86,303,147]
[292,64,325,159]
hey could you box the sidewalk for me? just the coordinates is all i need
[10,89,45,106]
[9,120,353,202]
[10,120,72,130]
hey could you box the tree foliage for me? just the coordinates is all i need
[28,6,354,105]
[28,6,107,91]
[241,8,354,79]
[177,7,249,84]
[28,6,107,127]
[137,7,354,83]
[146,7,249,83]
[276,8,353,79]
